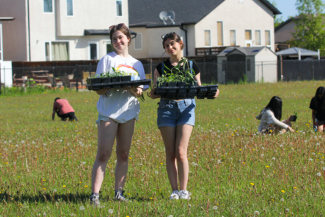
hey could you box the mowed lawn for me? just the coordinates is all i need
[0,81,324,216]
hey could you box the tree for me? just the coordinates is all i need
[289,0,325,55]
[271,0,284,28]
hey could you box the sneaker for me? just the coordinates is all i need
[169,190,179,200]
[179,190,191,200]
[90,194,100,206]
[115,189,128,202]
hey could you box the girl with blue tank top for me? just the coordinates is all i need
[150,32,220,200]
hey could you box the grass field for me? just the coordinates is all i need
[0,81,324,216]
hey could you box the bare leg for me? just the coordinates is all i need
[175,124,193,190]
[115,119,136,190]
[91,120,118,193]
[160,126,178,191]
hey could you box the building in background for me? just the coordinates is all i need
[128,0,281,59]
[0,0,130,62]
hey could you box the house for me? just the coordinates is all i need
[217,46,277,83]
[0,0,131,62]
[275,17,299,52]
[128,0,281,59]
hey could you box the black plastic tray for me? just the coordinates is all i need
[87,79,151,90]
[155,84,218,100]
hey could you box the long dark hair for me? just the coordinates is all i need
[265,96,282,120]
[162,32,184,50]
[314,86,325,109]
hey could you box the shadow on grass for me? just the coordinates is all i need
[0,191,158,204]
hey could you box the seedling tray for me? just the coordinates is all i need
[86,79,151,90]
[155,83,218,100]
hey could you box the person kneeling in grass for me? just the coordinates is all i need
[52,97,78,121]
[256,96,295,134]
[310,86,325,132]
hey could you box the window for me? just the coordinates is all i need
[67,0,73,16]
[255,30,261,46]
[265,30,271,46]
[106,40,114,54]
[230,30,236,46]
[45,42,50,61]
[116,0,122,16]
[134,33,142,50]
[245,30,252,40]
[247,59,251,71]
[43,0,53,13]
[204,30,211,47]
[88,42,99,60]
[51,42,69,60]
[217,22,223,46]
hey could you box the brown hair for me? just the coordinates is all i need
[109,24,132,46]
[162,32,184,50]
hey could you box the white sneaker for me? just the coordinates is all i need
[169,190,179,200]
[179,190,191,199]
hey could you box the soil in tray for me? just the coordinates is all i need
[102,77,112,83]
[121,76,131,81]
[87,78,102,84]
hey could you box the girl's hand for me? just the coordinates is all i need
[95,88,110,95]
[149,88,160,99]
[125,86,143,97]
[214,89,220,98]
[287,126,295,133]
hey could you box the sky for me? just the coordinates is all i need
[272,0,298,21]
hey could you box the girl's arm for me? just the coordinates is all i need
[312,109,316,124]
[195,73,201,86]
[95,88,110,95]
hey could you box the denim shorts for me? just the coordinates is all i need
[157,98,196,128]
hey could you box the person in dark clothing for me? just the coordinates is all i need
[52,97,78,121]
[310,87,325,132]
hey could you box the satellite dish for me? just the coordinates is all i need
[159,11,168,25]
[167,11,175,25]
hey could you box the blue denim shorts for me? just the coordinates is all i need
[157,98,196,128]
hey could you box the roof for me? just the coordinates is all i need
[84,29,137,38]
[275,17,299,43]
[0,17,15,21]
[276,47,319,56]
[218,47,268,57]
[129,0,281,28]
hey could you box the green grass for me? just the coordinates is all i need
[0,80,324,216]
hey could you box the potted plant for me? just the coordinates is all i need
[289,111,298,122]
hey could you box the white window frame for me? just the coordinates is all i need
[0,22,3,62]
[45,41,70,61]
[255,30,261,46]
[43,0,54,14]
[45,41,50,61]
[217,21,224,46]
[116,0,123,17]
[134,33,143,50]
[88,41,100,60]
[245,29,252,47]
[230,29,236,46]
[105,40,114,54]
[265,30,272,48]
[204,30,211,47]
[66,0,74,17]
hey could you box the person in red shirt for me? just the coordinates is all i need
[52,97,78,121]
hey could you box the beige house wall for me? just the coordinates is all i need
[56,0,128,36]
[128,27,148,59]
[195,0,275,51]
[129,26,183,59]
[0,0,28,61]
